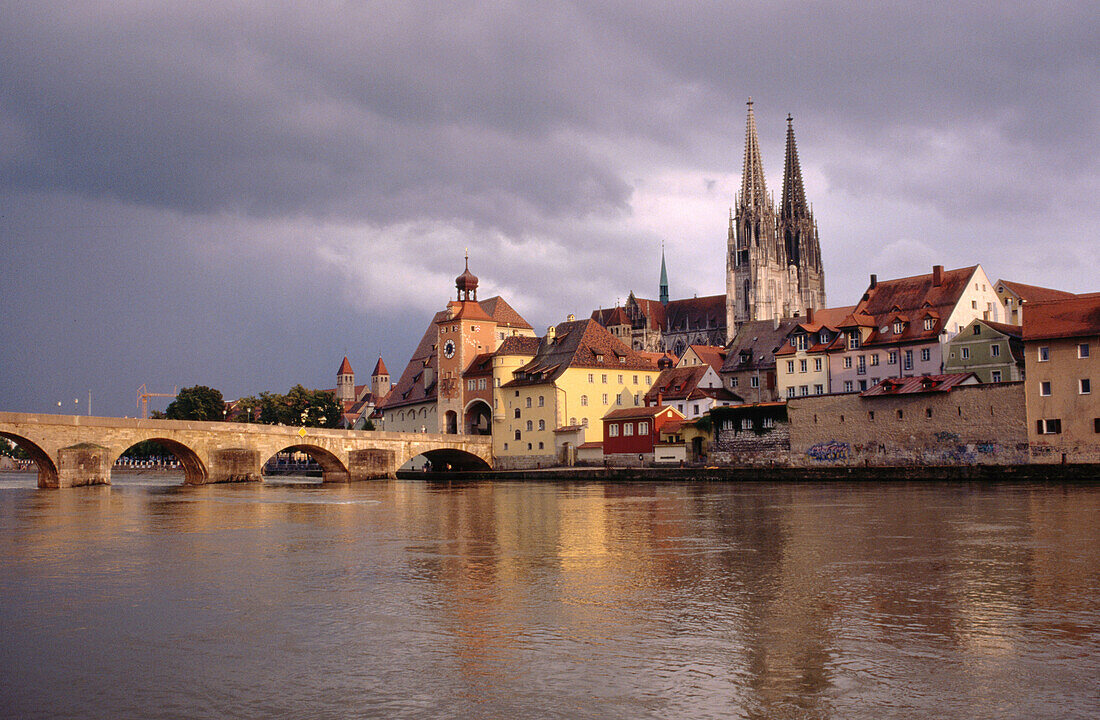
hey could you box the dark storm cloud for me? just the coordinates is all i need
[1,1,1097,416]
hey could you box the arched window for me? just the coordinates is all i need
[526,420,533,431]
[538,396,544,407]
[525,397,532,408]
[538,419,545,431]
[514,408,520,419]
[515,430,521,440]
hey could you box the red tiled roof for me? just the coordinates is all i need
[463,353,494,377]
[602,405,683,420]
[578,441,603,449]
[997,280,1076,304]
[978,320,1023,338]
[377,311,446,410]
[645,366,709,402]
[480,295,533,329]
[1023,295,1100,341]
[860,373,979,396]
[495,335,541,356]
[446,300,493,323]
[685,345,727,372]
[337,356,354,375]
[504,319,660,387]
[372,357,388,376]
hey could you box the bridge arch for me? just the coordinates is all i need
[0,431,59,488]
[463,399,492,436]
[113,438,208,485]
[402,447,491,473]
[262,444,349,483]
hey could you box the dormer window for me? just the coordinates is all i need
[794,334,807,351]
[925,318,936,331]
[819,331,829,344]
[847,332,861,350]
[596,354,604,363]
[893,321,903,335]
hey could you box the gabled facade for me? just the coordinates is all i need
[494,319,660,468]
[944,319,1024,383]
[644,362,740,419]
[826,265,1003,393]
[719,318,801,403]
[676,344,727,372]
[590,292,726,355]
[774,305,855,399]
[1023,294,1100,462]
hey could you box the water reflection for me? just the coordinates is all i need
[0,474,1097,719]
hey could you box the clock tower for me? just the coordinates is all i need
[435,256,498,434]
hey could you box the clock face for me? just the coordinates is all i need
[443,340,456,358]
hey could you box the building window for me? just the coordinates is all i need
[904,350,913,371]
[495,378,501,387]
[844,357,852,369]
[1095,418,1100,433]
[973,324,981,335]
[538,442,544,450]
[848,332,861,349]
[787,360,795,373]
[992,370,1002,382]
[609,423,619,437]
[503,442,508,450]
[618,375,624,384]
[868,411,875,421]
[814,384,823,394]
[897,409,904,419]
[1038,346,1050,362]
[991,344,1000,357]
[538,419,545,430]
[645,376,652,384]
[741,418,753,430]
[515,430,521,440]
[514,408,521,419]
[624,423,634,436]
[588,374,594,383]
[639,421,649,434]
[795,334,807,350]
[870,354,879,367]
[819,331,830,344]
[1079,343,1090,359]
[893,321,903,335]
[616,394,623,405]
[921,348,931,362]
[961,347,970,360]
[1081,379,1092,395]
[527,443,532,450]
[750,376,759,388]
[692,404,699,415]
[602,374,608,383]
[596,355,604,363]
[730,378,739,388]
[1040,381,1051,396]
[538,395,545,407]
[633,375,639,384]
[467,379,476,391]
[762,417,774,429]
[924,318,935,331]
[859,380,867,391]
[800,359,808,373]
[526,420,533,431]
[787,387,796,398]
[526,397,532,408]
[478,378,487,390]
[857,356,866,374]
[888,351,898,365]
[843,380,853,392]
[814,358,823,372]
[799,385,809,396]
[580,395,588,406]
[602,394,608,404]
[926,407,933,418]
[1037,419,1062,435]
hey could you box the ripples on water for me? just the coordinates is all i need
[0,472,1097,719]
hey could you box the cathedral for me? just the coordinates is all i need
[593,99,827,351]
[726,99,826,333]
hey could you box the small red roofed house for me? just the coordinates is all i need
[602,405,685,466]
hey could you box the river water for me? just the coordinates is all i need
[0,473,1097,720]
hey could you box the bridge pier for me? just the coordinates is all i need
[206,449,262,484]
[55,443,112,488]
[349,449,397,481]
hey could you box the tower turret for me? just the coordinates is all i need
[336,356,355,403]
[370,356,390,404]
[659,243,669,305]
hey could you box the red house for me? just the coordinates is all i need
[602,405,685,465]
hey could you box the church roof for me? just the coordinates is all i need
[337,356,354,376]
[372,357,388,376]
[664,295,726,333]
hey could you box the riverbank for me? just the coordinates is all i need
[399,463,1100,482]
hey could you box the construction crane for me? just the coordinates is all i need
[136,384,177,419]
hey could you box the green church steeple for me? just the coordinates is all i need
[659,243,669,305]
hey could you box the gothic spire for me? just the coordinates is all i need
[780,113,809,219]
[659,242,669,305]
[739,98,770,210]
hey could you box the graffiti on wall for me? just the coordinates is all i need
[806,440,851,461]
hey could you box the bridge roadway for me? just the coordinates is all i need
[0,412,492,488]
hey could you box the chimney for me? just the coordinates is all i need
[657,392,663,407]
[869,273,877,289]
[932,265,943,287]
[806,306,815,324]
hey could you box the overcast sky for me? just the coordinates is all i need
[2,1,1097,417]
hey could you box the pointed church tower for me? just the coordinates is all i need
[370,357,390,404]
[336,356,355,403]
[659,244,669,305]
[779,114,826,313]
[727,98,782,335]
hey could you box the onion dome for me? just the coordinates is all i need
[456,252,478,300]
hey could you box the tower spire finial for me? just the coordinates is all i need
[739,97,770,212]
[659,241,669,305]
[781,112,808,219]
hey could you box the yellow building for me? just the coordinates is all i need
[493,318,660,468]
[774,305,854,399]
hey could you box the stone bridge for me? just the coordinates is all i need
[0,412,492,488]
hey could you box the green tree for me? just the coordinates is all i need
[285,385,342,428]
[1,437,29,459]
[232,395,263,423]
[165,385,225,421]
